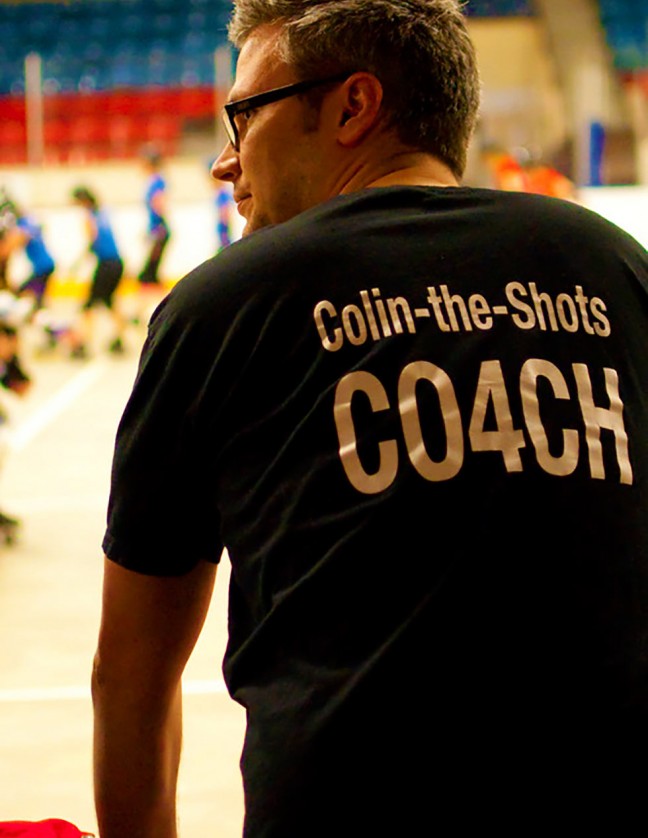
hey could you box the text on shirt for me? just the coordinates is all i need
[333,359,632,494]
[314,282,610,350]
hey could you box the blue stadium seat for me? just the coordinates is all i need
[152,12,177,38]
[598,0,648,70]
[86,16,112,40]
[109,58,143,90]
[465,0,534,16]
[0,0,233,93]
[120,14,147,38]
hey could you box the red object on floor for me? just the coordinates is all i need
[0,821,93,837]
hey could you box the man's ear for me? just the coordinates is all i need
[336,73,384,147]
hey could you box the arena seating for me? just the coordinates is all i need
[464,0,534,15]
[0,0,537,165]
[598,0,648,72]
[0,0,230,163]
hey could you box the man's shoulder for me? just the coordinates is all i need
[165,186,647,321]
[480,187,643,241]
[290,186,642,248]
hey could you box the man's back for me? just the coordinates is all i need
[105,186,648,831]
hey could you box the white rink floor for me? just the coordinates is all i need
[0,314,245,836]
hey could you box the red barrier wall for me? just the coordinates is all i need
[0,87,221,163]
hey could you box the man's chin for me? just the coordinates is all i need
[242,214,272,237]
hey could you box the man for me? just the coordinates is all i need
[93,1,648,835]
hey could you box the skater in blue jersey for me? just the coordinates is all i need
[133,146,172,325]
[71,187,128,359]
[139,147,170,285]
[206,158,237,254]
[0,194,55,311]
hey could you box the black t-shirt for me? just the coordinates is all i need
[104,187,648,832]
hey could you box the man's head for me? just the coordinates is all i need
[141,144,163,173]
[228,0,479,174]
[72,186,98,211]
[212,0,480,234]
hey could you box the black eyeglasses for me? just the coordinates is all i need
[222,73,349,151]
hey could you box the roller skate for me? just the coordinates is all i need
[70,341,89,360]
[0,510,19,545]
[44,323,67,350]
[33,310,73,356]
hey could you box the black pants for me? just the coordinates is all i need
[138,223,170,285]
[84,258,123,309]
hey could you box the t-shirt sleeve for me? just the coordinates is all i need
[102,289,224,576]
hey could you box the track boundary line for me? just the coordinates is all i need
[9,359,109,454]
[0,679,227,703]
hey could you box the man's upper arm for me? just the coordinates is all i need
[95,557,217,687]
[102,284,226,574]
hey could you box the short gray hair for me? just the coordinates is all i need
[228,0,480,178]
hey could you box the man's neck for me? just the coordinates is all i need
[339,150,459,194]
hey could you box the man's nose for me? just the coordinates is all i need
[211,142,240,183]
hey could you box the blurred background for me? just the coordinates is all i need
[1,0,646,180]
[0,0,647,283]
